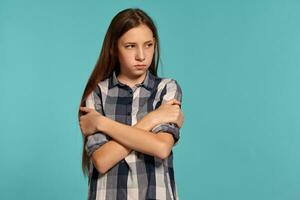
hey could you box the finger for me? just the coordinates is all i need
[171,99,181,105]
[80,107,94,113]
[172,104,181,109]
[165,99,181,105]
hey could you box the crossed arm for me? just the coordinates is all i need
[80,80,183,174]
[80,101,182,174]
[89,113,173,174]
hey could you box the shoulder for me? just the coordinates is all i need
[158,77,182,94]
[156,77,183,102]
[86,78,110,106]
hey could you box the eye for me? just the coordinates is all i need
[125,44,135,49]
[146,43,153,48]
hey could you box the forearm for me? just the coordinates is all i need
[99,116,168,159]
[91,114,157,174]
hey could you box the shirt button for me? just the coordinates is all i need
[127,111,131,115]
[129,90,133,94]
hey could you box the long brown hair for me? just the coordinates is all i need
[78,8,161,176]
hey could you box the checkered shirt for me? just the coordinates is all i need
[84,69,182,200]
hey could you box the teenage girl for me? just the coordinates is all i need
[79,8,184,200]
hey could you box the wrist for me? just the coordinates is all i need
[142,111,159,130]
[96,115,107,132]
[148,111,159,127]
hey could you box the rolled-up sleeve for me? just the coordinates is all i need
[85,133,108,157]
[152,79,183,146]
[152,123,180,145]
[84,88,110,157]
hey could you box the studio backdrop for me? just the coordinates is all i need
[1,0,300,199]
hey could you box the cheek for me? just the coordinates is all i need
[118,52,133,64]
[146,50,154,61]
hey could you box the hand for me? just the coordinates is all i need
[79,107,103,136]
[151,99,184,128]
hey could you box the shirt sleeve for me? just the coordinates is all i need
[84,87,110,157]
[151,79,183,146]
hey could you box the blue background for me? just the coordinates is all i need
[1,0,300,199]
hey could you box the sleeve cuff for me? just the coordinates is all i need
[85,132,109,157]
[151,123,180,145]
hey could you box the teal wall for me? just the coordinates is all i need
[1,0,300,199]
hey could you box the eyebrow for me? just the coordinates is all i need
[124,40,153,44]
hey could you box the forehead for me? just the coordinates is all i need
[119,24,154,43]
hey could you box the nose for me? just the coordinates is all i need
[135,47,145,61]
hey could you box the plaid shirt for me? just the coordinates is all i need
[85,69,182,200]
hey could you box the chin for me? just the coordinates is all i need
[132,70,147,77]
[133,66,148,73]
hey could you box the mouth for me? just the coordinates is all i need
[134,64,146,69]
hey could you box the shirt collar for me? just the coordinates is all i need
[108,69,156,91]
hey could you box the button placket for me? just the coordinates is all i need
[126,89,133,116]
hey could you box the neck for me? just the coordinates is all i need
[117,71,147,88]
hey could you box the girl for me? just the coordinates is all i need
[79,8,184,200]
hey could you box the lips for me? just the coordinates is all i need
[135,64,146,69]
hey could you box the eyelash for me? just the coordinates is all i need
[125,43,153,48]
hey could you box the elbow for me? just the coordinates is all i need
[96,163,109,174]
[92,156,109,174]
[156,142,172,160]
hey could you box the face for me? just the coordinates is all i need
[117,24,155,79]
